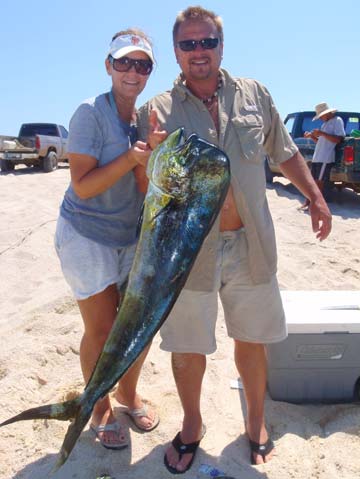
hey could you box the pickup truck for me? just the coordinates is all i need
[0,123,69,173]
[265,111,360,193]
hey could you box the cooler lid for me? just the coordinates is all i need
[280,291,360,333]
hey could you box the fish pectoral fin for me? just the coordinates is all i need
[150,197,175,223]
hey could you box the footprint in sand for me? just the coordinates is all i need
[0,364,8,380]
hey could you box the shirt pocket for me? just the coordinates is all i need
[231,114,265,164]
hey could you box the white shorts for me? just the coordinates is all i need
[54,215,136,300]
[160,229,287,354]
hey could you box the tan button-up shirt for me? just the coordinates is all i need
[137,68,298,291]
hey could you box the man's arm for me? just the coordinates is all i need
[312,129,343,144]
[279,151,332,241]
[304,131,319,142]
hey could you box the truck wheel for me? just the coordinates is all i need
[0,159,15,172]
[43,152,58,173]
[355,377,360,402]
[264,158,274,184]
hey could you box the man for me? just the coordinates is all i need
[138,6,331,474]
[300,102,346,209]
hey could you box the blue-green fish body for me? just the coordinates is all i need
[0,128,230,471]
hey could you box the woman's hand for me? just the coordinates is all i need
[127,141,152,167]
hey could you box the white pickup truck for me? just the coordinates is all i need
[0,123,69,173]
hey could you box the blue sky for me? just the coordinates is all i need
[1,0,359,135]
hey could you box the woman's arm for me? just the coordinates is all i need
[70,141,151,199]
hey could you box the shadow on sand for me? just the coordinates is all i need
[0,163,69,177]
[11,424,269,479]
[268,179,360,220]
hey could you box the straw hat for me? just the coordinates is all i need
[313,102,338,120]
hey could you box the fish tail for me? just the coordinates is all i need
[52,402,93,473]
[0,398,81,427]
[1,395,94,472]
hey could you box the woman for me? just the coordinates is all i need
[55,29,159,450]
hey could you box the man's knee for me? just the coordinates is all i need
[234,340,266,357]
[171,353,206,377]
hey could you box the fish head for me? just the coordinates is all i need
[147,128,189,199]
[147,128,230,201]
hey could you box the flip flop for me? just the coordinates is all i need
[124,405,160,432]
[164,425,206,474]
[90,422,128,450]
[249,437,275,465]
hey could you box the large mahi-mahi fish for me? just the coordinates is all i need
[0,128,230,471]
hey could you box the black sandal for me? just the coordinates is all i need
[164,430,204,474]
[249,437,275,465]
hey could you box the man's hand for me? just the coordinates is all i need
[309,196,332,241]
[279,151,332,241]
[147,109,168,150]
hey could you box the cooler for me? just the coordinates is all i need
[266,291,360,403]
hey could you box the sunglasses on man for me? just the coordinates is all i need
[176,37,219,52]
[109,56,153,76]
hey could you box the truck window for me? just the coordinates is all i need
[19,124,59,137]
[59,126,69,138]
[301,117,322,136]
[345,117,360,135]
[284,117,295,136]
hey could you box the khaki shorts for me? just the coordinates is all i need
[160,229,287,354]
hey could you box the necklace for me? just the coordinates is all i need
[201,76,222,105]
[182,74,222,106]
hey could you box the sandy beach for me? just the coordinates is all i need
[0,164,359,479]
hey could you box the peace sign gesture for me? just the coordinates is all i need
[146,109,168,150]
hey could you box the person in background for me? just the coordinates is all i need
[54,29,159,450]
[137,6,332,474]
[300,102,345,209]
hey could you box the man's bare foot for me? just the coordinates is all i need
[298,201,310,211]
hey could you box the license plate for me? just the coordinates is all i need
[4,153,21,159]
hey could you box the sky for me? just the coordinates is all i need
[0,0,359,136]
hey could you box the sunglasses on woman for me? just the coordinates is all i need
[109,56,153,76]
[177,37,219,52]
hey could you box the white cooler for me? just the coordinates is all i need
[266,291,360,403]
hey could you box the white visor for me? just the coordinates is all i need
[108,34,154,63]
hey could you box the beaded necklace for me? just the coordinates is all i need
[201,76,222,106]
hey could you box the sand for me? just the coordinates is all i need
[0,165,359,479]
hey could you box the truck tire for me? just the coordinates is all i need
[0,159,15,172]
[43,152,58,173]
